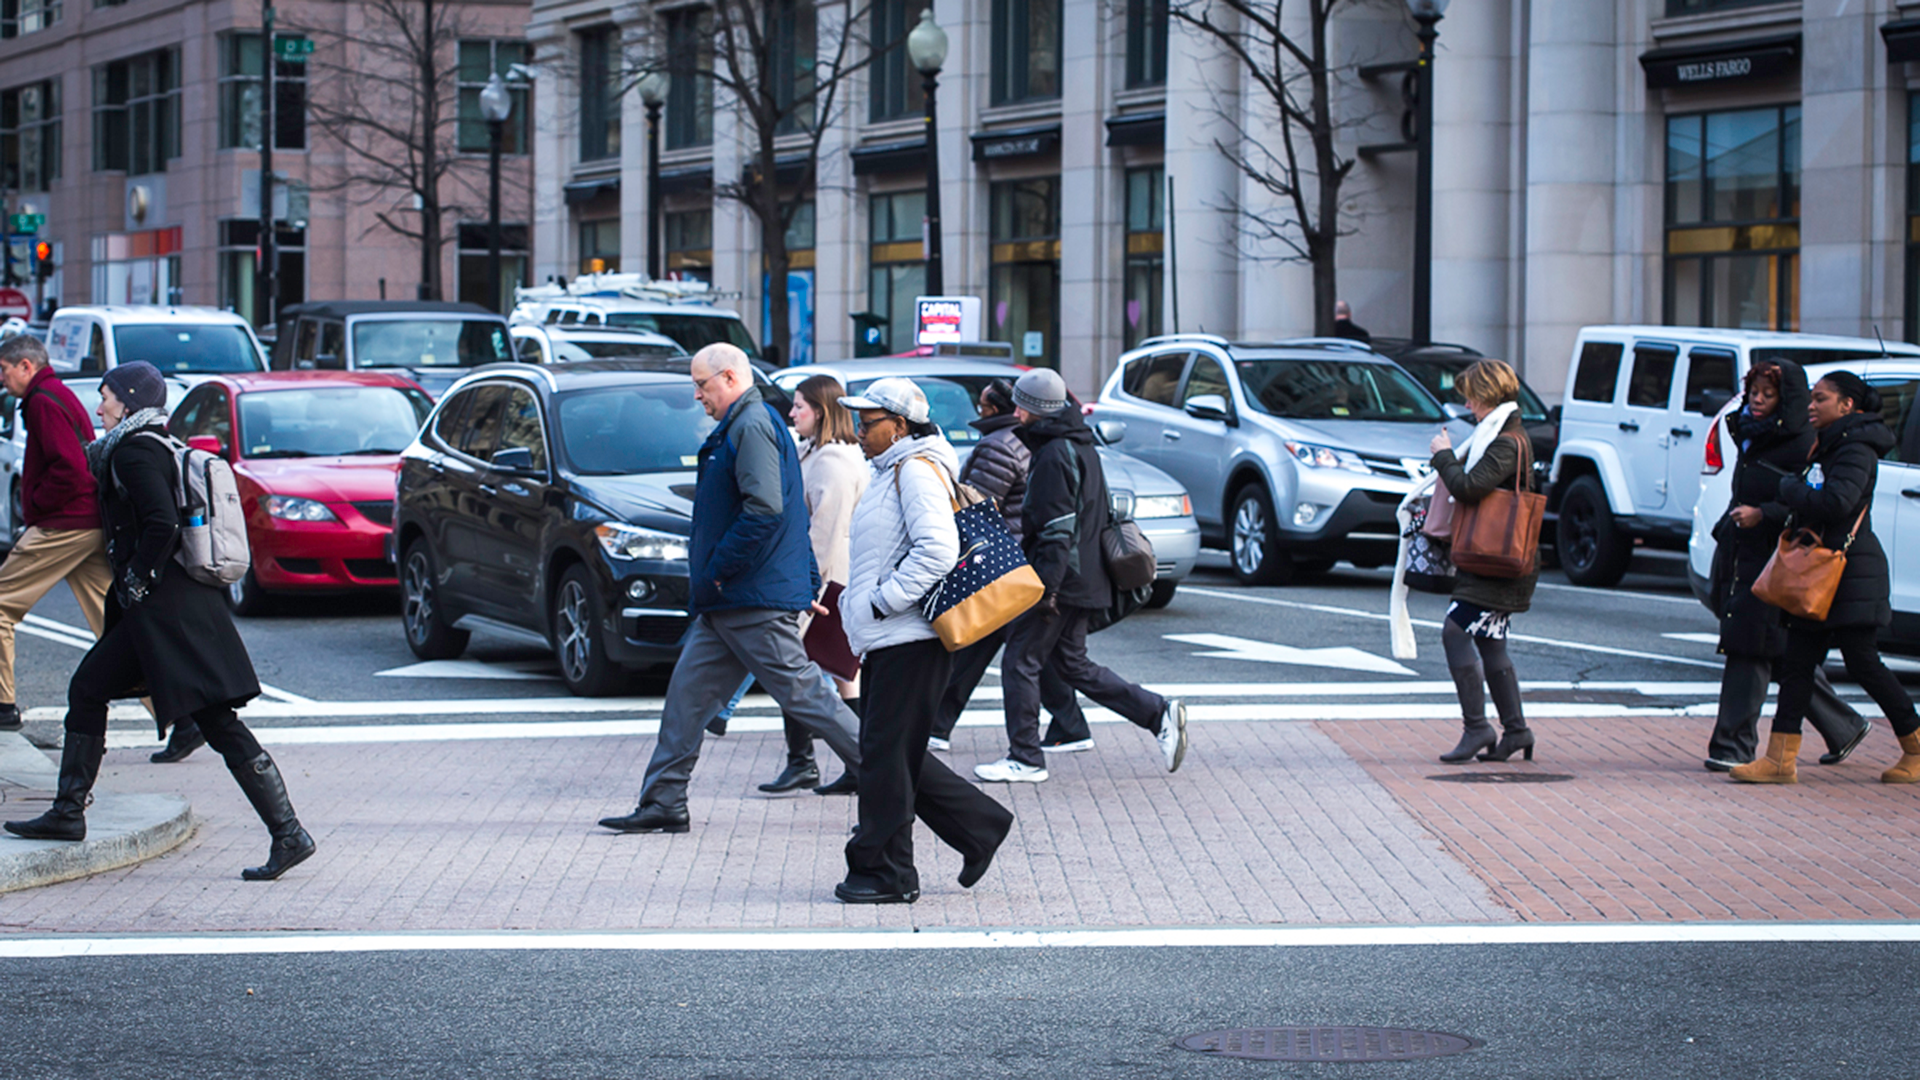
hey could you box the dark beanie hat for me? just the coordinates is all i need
[1819,370,1882,415]
[101,361,167,413]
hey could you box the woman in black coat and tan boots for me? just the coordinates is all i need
[1732,371,1920,784]
[1704,359,1870,772]
[3,362,316,878]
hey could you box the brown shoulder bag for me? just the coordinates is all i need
[1449,433,1546,579]
[1750,503,1868,622]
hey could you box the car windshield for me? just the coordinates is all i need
[552,339,686,361]
[238,386,435,459]
[556,384,715,474]
[352,319,513,369]
[848,375,1003,447]
[61,379,190,432]
[113,324,263,374]
[1398,358,1550,423]
[603,313,762,359]
[1235,359,1445,422]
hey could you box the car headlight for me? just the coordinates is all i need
[264,495,339,522]
[595,522,690,561]
[1284,441,1370,473]
[1132,494,1192,519]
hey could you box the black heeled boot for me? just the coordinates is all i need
[151,719,205,764]
[1440,721,1496,764]
[227,751,316,881]
[5,732,105,841]
[1478,664,1535,761]
[759,716,819,793]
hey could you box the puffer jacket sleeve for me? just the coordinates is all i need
[962,430,1029,537]
[873,457,960,617]
[1777,440,1876,538]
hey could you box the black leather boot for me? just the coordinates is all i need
[1478,665,1535,761]
[227,751,316,881]
[759,716,819,792]
[151,720,205,764]
[815,772,857,796]
[5,732,105,841]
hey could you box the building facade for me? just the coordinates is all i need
[525,0,1920,396]
[0,0,534,327]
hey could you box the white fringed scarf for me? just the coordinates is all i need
[1388,402,1517,660]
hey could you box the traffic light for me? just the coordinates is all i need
[32,240,52,281]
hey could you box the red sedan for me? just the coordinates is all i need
[166,371,434,614]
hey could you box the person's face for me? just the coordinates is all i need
[789,394,819,439]
[691,361,742,421]
[857,409,902,460]
[1747,380,1780,419]
[0,356,34,398]
[1014,405,1037,426]
[97,384,127,429]
[1466,397,1496,422]
[977,391,1000,419]
[1808,379,1855,429]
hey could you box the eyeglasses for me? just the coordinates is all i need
[692,373,719,391]
[856,413,898,433]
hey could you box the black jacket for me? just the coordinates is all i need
[1429,411,1539,614]
[1710,359,1816,656]
[102,426,261,730]
[960,412,1029,538]
[1016,409,1112,610]
[1774,410,1897,630]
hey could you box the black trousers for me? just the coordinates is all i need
[1708,654,1866,761]
[844,637,1014,895]
[68,615,262,764]
[1772,626,1920,739]
[1001,606,1163,768]
[930,623,1084,740]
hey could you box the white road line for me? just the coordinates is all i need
[22,614,315,705]
[1531,580,1705,606]
[3,922,1918,959]
[1180,586,1724,671]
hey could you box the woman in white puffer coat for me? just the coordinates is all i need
[832,377,1015,905]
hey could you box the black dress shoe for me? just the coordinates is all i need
[598,804,690,833]
[0,703,20,732]
[1703,757,1744,774]
[834,881,919,904]
[815,773,857,796]
[1820,721,1873,765]
[151,721,205,764]
[758,762,820,793]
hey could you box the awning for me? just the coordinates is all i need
[971,124,1061,163]
[1105,112,1165,148]
[563,176,619,205]
[1883,19,1920,63]
[851,138,928,176]
[1638,33,1799,90]
[657,164,713,197]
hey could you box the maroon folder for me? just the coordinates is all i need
[804,581,861,683]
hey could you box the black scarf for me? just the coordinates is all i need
[1729,406,1779,453]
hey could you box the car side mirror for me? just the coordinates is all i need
[1442,402,1473,422]
[489,446,539,474]
[1697,388,1734,417]
[1183,394,1233,424]
[187,434,225,458]
[1093,419,1128,445]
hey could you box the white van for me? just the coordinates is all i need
[44,305,268,379]
[1552,326,1920,587]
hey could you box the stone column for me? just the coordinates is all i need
[618,8,653,279]
[1055,0,1108,391]
[1163,0,1240,339]
[527,17,573,287]
[811,0,860,363]
[1431,0,1514,357]
[1798,5,1885,337]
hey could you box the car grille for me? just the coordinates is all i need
[632,615,690,644]
[346,559,396,580]
[276,558,323,575]
[1356,454,1429,482]
[353,501,395,526]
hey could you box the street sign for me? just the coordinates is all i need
[274,35,315,60]
[0,287,32,320]
[8,213,44,233]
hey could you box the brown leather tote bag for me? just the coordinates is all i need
[1750,504,1868,622]
[1449,433,1546,579]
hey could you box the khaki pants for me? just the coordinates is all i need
[0,526,111,706]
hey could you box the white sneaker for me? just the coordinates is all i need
[1040,738,1095,754]
[927,736,951,752]
[973,757,1049,783]
[1157,698,1189,773]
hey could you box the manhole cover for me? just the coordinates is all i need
[1177,1026,1480,1062]
[1427,772,1575,784]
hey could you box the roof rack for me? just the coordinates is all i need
[1240,337,1377,352]
[1137,333,1229,348]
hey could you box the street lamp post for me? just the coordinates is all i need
[478,73,514,314]
[1408,0,1447,345]
[907,9,948,296]
[637,71,669,281]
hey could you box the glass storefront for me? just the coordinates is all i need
[868,190,925,353]
[989,177,1060,368]
[1123,167,1164,351]
[1664,105,1800,331]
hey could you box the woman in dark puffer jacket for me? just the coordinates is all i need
[1732,371,1920,784]
[1703,360,1869,772]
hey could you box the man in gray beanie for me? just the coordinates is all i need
[971,368,1189,784]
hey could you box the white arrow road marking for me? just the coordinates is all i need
[375,659,560,680]
[1165,633,1418,677]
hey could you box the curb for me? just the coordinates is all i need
[0,733,196,894]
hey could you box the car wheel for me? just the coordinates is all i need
[225,569,273,616]
[1230,486,1294,586]
[1144,579,1178,609]
[401,539,470,660]
[552,564,624,697]
[6,480,22,547]
[1555,475,1631,587]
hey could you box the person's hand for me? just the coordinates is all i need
[1430,429,1453,454]
[118,567,151,606]
[810,601,830,617]
[1730,505,1764,528]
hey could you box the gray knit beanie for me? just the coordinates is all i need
[1012,368,1068,415]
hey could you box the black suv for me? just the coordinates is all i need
[391,360,716,695]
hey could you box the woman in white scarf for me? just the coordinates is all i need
[1390,360,1540,763]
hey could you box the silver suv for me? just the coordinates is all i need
[1091,334,1467,584]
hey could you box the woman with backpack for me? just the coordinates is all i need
[1732,371,1920,784]
[3,362,316,880]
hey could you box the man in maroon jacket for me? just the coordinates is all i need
[0,336,111,731]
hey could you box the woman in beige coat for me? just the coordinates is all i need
[759,375,871,795]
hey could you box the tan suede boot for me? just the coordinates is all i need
[1730,732,1800,784]
[1882,732,1920,784]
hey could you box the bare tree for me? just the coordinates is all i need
[1170,0,1375,336]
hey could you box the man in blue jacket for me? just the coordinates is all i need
[599,344,861,834]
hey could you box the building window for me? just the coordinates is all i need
[1,0,60,39]
[665,208,712,282]
[1123,168,1164,350]
[1126,0,1167,88]
[218,219,307,328]
[770,0,815,135]
[991,0,1061,105]
[1,79,61,193]
[93,49,181,174]
[458,40,530,154]
[578,219,619,274]
[868,190,926,353]
[457,222,530,310]
[1664,0,1777,15]
[1664,105,1799,332]
[868,0,924,123]
[664,9,714,150]
[578,27,620,163]
[989,177,1061,367]
[218,34,307,152]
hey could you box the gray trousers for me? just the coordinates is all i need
[638,607,862,810]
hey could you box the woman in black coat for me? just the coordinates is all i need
[1731,371,1920,785]
[1704,360,1869,771]
[3,363,316,878]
